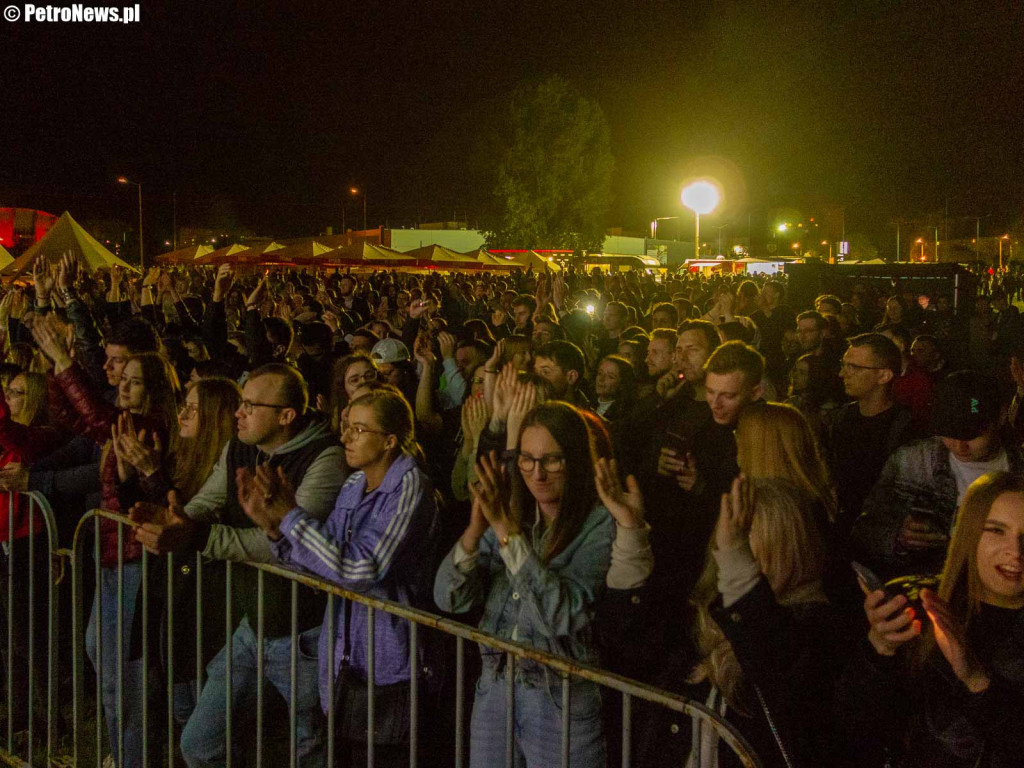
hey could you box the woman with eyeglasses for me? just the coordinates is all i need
[0,371,65,734]
[240,388,436,767]
[837,471,1024,768]
[435,401,615,767]
[113,377,241,725]
[31,313,181,768]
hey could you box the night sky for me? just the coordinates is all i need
[2,0,1022,250]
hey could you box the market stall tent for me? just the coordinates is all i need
[193,243,253,265]
[2,211,135,277]
[154,244,214,265]
[0,244,12,270]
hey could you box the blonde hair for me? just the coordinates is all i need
[735,402,838,523]
[11,372,47,427]
[691,478,827,712]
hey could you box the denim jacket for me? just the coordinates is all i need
[434,503,614,678]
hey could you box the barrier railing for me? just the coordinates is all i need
[57,508,763,768]
[0,491,62,768]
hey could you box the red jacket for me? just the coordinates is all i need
[0,394,65,542]
[50,363,169,568]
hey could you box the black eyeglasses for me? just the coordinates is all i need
[239,400,289,415]
[516,452,566,474]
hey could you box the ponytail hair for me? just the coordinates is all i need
[348,390,426,467]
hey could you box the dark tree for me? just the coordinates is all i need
[484,76,613,253]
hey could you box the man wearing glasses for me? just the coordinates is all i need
[131,363,346,767]
[825,333,915,537]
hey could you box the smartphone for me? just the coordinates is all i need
[852,561,884,593]
[663,430,691,457]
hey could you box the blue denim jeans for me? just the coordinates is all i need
[84,563,152,768]
[180,616,325,768]
[469,668,606,768]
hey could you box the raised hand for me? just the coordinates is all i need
[31,313,73,372]
[57,251,79,291]
[413,333,436,367]
[213,264,235,303]
[113,411,162,476]
[490,363,518,426]
[438,331,456,361]
[922,589,990,692]
[595,457,644,529]
[33,257,55,302]
[322,310,340,333]
[460,394,490,451]
[132,491,196,555]
[714,475,754,551]
[408,299,429,319]
[246,275,268,310]
[471,451,515,542]
[505,380,536,449]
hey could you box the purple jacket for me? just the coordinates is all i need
[271,452,436,711]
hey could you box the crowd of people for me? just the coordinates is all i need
[0,254,1022,768]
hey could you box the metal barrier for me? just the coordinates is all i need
[63,508,762,768]
[0,491,63,768]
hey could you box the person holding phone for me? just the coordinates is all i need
[837,471,1024,768]
[852,371,1024,579]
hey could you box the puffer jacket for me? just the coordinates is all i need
[49,362,169,567]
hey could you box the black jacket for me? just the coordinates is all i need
[836,603,1024,768]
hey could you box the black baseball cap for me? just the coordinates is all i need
[928,370,1001,441]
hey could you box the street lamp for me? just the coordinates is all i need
[651,216,680,240]
[117,176,144,269]
[681,181,720,262]
[1000,234,1010,270]
[916,237,925,262]
[350,187,367,231]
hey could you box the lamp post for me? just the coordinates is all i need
[1000,234,1010,270]
[651,216,680,240]
[117,176,143,269]
[350,187,367,231]
[681,181,720,263]
[916,237,925,262]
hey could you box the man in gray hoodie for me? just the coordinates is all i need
[133,363,346,767]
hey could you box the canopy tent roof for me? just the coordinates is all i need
[153,244,214,265]
[403,244,480,267]
[507,250,562,272]
[263,239,336,264]
[193,243,253,265]
[2,211,135,277]
[458,248,514,269]
[0,245,12,270]
[232,240,286,262]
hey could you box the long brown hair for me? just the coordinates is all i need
[691,478,827,712]
[173,378,241,500]
[915,472,1024,663]
[735,402,838,523]
[509,402,598,564]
